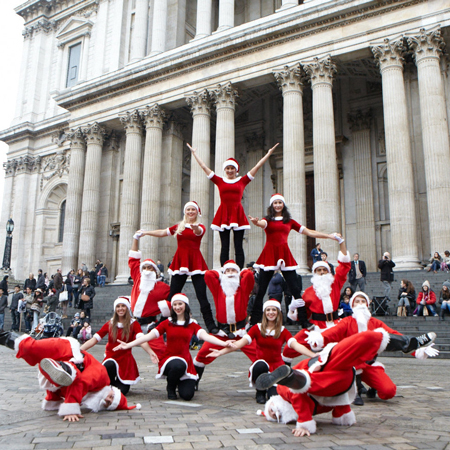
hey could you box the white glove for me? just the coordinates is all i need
[133,230,143,240]
[305,330,323,350]
[332,233,345,244]
[289,298,305,311]
[415,344,439,359]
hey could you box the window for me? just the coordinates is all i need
[58,200,66,243]
[66,43,81,87]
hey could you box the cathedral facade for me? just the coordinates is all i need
[1,0,450,281]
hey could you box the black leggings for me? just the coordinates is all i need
[219,229,245,269]
[163,359,196,401]
[103,360,130,395]
[250,270,302,325]
[168,274,215,330]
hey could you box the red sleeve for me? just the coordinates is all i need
[427,292,436,305]
[167,224,178,236]
[241,174,252,187]
[240,269,255,299]
[247,324,259,340]
[371,318,402,335]
[96,321,110,339]
[128,255,141,283]
[155,318,169,336]
[291,220,301,233]
[198,224,206,237]
[205,270,221,307]
[320,318,352,346]
[333,259,351,296]
[209,173,221,187]
[191,321,202,337]
[281,327,293,343]
[416,293,423,305]
[131,320,143,338]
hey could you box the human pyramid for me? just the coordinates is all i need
[0,143,440,437]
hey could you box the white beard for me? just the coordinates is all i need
[220,273,240,324]
[352,305,372,333]
[140,270,156,294]
[311,273,335,315]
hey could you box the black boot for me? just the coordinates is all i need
[0,331,21,350]
[255,365,307,392]
[385,332,436,353]
[356,374,367,395]
[353,393,364,406]
[200,307,219,335]
[255,390,267,404]
[167,383,178,400]
[366,388,377,399]
[267,386,278,398]
[297,306,313,330]
[194,365,204,391]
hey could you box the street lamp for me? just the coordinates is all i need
[2,218,14,270]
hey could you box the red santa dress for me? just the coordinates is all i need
[245,324,295,386]
[208,172,254,231]
[195,268,257,366]
[166,224,208,276]
[153,318,203,381]
[128,250,171,319]
[254,218,305,271]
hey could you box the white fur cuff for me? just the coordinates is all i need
[158,300,170,317]
[58,402,81,416]
[374,327,390,353]
[129,250,142,260]
[332,410,356,426]
[289,369,311,394]
[14,333,31,353]
[337,251,351,263]
[42,399,63,411]
[296,419,317,434]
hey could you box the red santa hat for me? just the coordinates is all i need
[82,386,141,412]
[184,201,202,217]
[269,193,285,206]
[223,158,239,173]
[349,291,371,309]
[312,261,331,273]
[257,395,298,424]
[113,296,132,315]
[222,260,240,273]
[139,258,160,275]
[263,299,282,311]
[171,293,189,305]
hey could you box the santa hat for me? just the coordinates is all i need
[82,386,140,412]
[184,201,202,217]
[113,296,132,315]
[312,261,331,273]
[222,260,240,273]
[139,258,160,276]
[257,395,297,424]
[349,291,371,309]
[114,392,142,411]
[223,158,239,173]
[269,194,285,206]
[263,300,282,311]
[171,293,189,305]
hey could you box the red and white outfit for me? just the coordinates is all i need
[128,250,171,319]
[254,218,305,271]
[166,224,208,276]
[208,171,254,231]
[195,267,257,367]
[245,324,296,387]
[153,318,204,381]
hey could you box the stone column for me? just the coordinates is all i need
[348,110,377,272]
[211,82,238,268]
[78,123,106,269]
[408,27,450,253]
[274,65,309,273]
[194,0,212,39]
[217,0,234,32]
[130,0,149,61]
[62,128,86,273]
[150,0,168,55]
[114,111,143,283]
[278,0,298,10]
[80,32,90,81]
[303,57,340,262]
[186,90,212,264]
[371,38,421,269]
[140,104,166,258]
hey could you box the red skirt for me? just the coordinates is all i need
[168,249,208,276]
[211,203,250,231]
[255,243,298,271]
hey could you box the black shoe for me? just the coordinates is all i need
[366,388,377,399]
[194,366,204,392]
[353,394,364,406]
[255,365,291,391]
[267,386,278,398]
[40,359,75,386]
[409,332,436,353]
[256,390,266,404]
[0,331,20,350]
[167,385,178,400]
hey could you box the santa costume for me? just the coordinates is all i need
[194,261,257,382]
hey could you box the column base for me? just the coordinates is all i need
[191,34,210,41]
[392,259,423,271]
[296,264,311,275]
[214,26,232,33]
[276,3,298,12]
[149,50,163,57]
[113,273,131,285]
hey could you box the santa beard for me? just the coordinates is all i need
[352,304,372,332]
[140,270,157,294]
[220,273,240,297]
[311,272,334,315]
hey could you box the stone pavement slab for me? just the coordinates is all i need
[1,342,450,449]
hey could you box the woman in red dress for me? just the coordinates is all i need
[188,142,279,269]
[138,201,217,333]
[249,194,343,328]
[114,294,234,401]
[208,300,315,404]
[81,297,160,395]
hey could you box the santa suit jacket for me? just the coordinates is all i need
[204,268,254,325]
[129,250,171,318]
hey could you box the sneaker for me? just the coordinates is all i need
[40,359,74,387]
[255,390,267,404]
[366,388,377,399]
[255,365,291,391]
[353,394,364,406]
[411,332,436,351]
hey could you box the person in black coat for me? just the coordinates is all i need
[0,276,8,295]
[79,278,95,318]
[36,269,46,292]
[378,252,396,301]
[23,274,37,292]
[348,253,367,292]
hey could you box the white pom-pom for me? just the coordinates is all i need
[256,409,263,416]
[136,403,142,410]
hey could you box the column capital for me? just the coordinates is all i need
[82,123,107,146]
[211,82,239,110]
[3,159,18,177]
[13,155,41,175]
[186,90,211,116]
[119,110,143,134]
[371,38,406,70]
[273,64,305,94]
[407,27,445,63]
[302,56,336,86]
[348,109,373,132]
[141,104,166,129]
[67,127,86,148]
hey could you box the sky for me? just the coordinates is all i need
[0,1,25,210]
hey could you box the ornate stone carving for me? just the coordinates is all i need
[273,64,305,93]
[186,89,211,116]
[67,128,86,147]
[23,18,57,39]
[41,150,70,181]
[13,155,41,174]
[82,122,107,146]
[51,130,69,147]
[119,110,143,133]
[210,82,239,109]
[302,57,337,85]
[3,160,18,177]
[140,104,167,129]
[105,131,120,152]
[371,38,406,69]
[348,109,373,132]
[407,27,445,62]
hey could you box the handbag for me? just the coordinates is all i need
[81,294,90,302]
[59,290,68,301]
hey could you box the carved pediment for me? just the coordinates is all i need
[56,17,92,46]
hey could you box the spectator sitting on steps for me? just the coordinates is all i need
[414,280,438,317]
[439,281,450,320]
[427,252,442,273]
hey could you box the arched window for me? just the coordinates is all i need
[58,200,66,243]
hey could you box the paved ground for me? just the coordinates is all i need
[1,342,450,450]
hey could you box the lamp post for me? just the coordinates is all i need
[2,218,14,270]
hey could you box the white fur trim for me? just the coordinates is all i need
[287,337,296,348]
[94,333,102,342]
[38,371,59,391]
[311,378,357,407]
[156,356,197,381]
[168,268,206,276]
[42,399,63,411]
[222,261,240,273]
[114,297,132,315]
[135,403,141,410]
[282,355,293,364]
[338,251,351,263]
[253,260,298,271]
[264,395,298,423]
[244,334,252,345]
[82,386,111,412]
[152,329,160,339]
[129,250,142,260]
[193,358,206,368]
[289,369,311,394]
[223,159,239,171]
[61,337,84,365]
[58,402,81,416]
[264,300,281,311]
[207,171,215,179]
[248,359,269,387]
[296,419,317,434]
[102,359,140,385]
[14,333,31,353]
[270,194,285,205]
[158,300,170,317]
[247,172,254,181]
[350,291,371,308]
[140,259,159,274]
[107,386,122,410]
[312,261,331,273]
[184,201,201,216]
[374,327,390,353]
[171,293,189,305]
[332,410,356,426]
